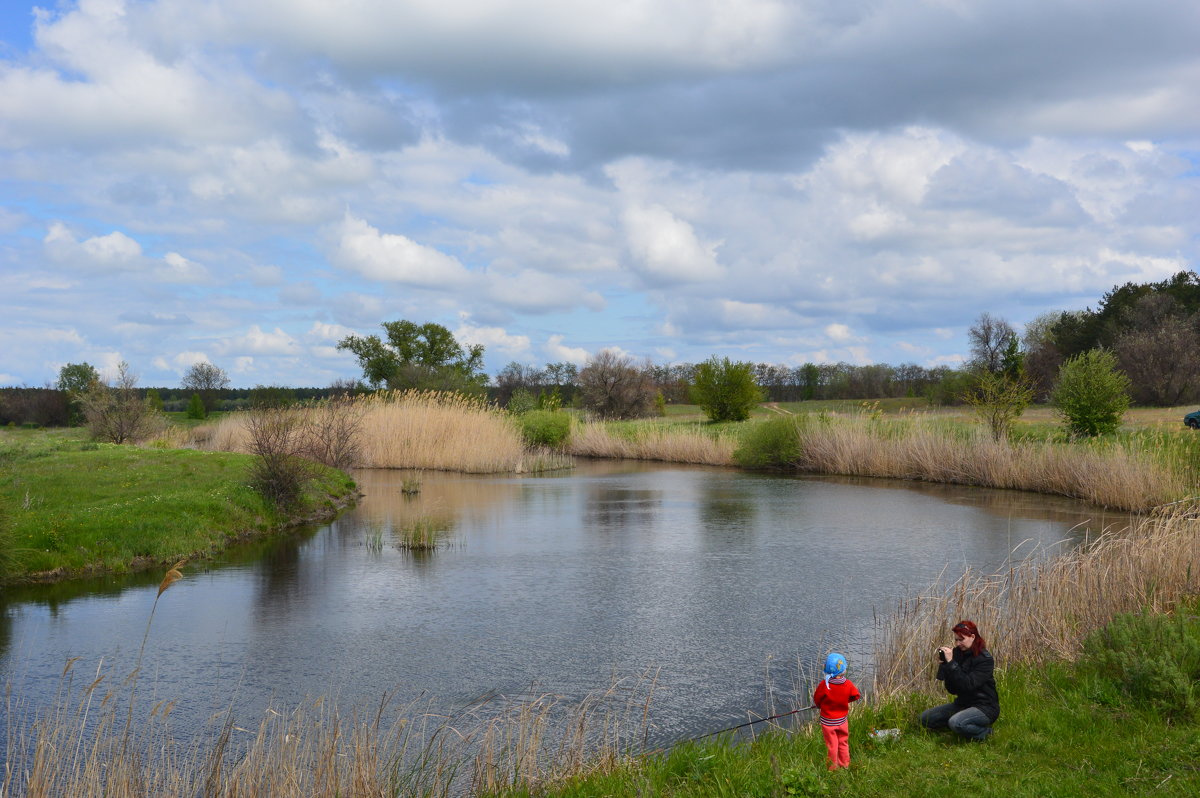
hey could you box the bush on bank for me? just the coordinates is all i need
[519,410,572,448]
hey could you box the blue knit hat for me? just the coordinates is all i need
[823,652,847,688]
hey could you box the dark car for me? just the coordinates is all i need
[1186,410,1200,429]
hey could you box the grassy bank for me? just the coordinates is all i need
[0,427,356,581]
[6,609,1197,797]
[507,654,1200,798]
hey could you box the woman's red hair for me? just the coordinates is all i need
[952,620,986,656]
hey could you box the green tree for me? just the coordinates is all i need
[56,362,99,425]
[186,393,206,419]
[56,362,99,394]
[145,388,164,412]
[689,356,763,422]
[1051,349,1131,437]
[798,363,820,400]
[337,320,486,394]
[249,385,297,408]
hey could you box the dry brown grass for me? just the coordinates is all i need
[872,501,1200,701]
[2,669,654,797]
[565,421,736,466]
[792,417,1183,511]
[201,391,532,473]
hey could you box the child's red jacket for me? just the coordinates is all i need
[813,676,861,726]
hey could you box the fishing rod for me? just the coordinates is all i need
[642,703,817,757]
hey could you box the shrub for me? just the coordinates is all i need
[519,410,571,448]
[507,388,537,415]
[961,370,1034,442]
[578,350,656,419]
[689,356,763,422]
[299,397,365,470]
[1078,605,1200,722]
[81,362,163,444]
[186,393,207,419]
[1051,348,1131,437]
[733,416,803,469]
[246,406,313,510]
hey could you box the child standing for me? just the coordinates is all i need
[813,652,861,770]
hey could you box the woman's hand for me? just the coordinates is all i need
[938,646,954,662]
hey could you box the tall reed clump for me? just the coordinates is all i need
[734,412,1186,512]
[566,419,737,466]
[871,501,1200,701]
[203,391,532,474]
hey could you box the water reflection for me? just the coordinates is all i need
[1,461,1133,749]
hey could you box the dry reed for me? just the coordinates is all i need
[790,414,1184,512]
[566,421,737,466]
[202,391,532,473]
[872,501,1200,701]
[2,670,655,797]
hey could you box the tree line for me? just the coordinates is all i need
[5,270,1197,430]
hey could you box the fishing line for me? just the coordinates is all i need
[641,703,817,757]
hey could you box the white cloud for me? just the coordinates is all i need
[44,222,144,271]
[158,252,210,283]
[306,321,356,342]
[172,351,211,370]
[214,325,300,356]
[485,268,605,313]
[455,322,531,356]
[825,323,854,342]
[622,204,723,283]
[544,334,589,365]
[332,213,471,287]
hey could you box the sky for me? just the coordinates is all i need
[1,0,1198,388]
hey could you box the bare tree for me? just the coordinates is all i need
[80,361,162,443]
[578,350,656,419]
[967,313,1017,374]
[1021,311,1070,401]
[494,361,547,407]
[1114,295,1200,406]
[182,361,231,412]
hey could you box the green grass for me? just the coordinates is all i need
[504,659,1199,798]
[0,426,356,580]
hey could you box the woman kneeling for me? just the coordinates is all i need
[919,620,999,742]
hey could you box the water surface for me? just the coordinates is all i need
[1,461,1127,745]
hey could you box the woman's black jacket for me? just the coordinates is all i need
[936,648,1000,722]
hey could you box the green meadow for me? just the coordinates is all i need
[0,426,356,581]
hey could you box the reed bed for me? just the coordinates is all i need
[201,391,533,473]
[566,421,737,466]
[2,667,654,798]
[871,501,1200,701]
[791,415,1183,511]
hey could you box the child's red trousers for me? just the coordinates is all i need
[821,720,850,769]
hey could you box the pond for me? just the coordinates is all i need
[0,460,1128,749]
